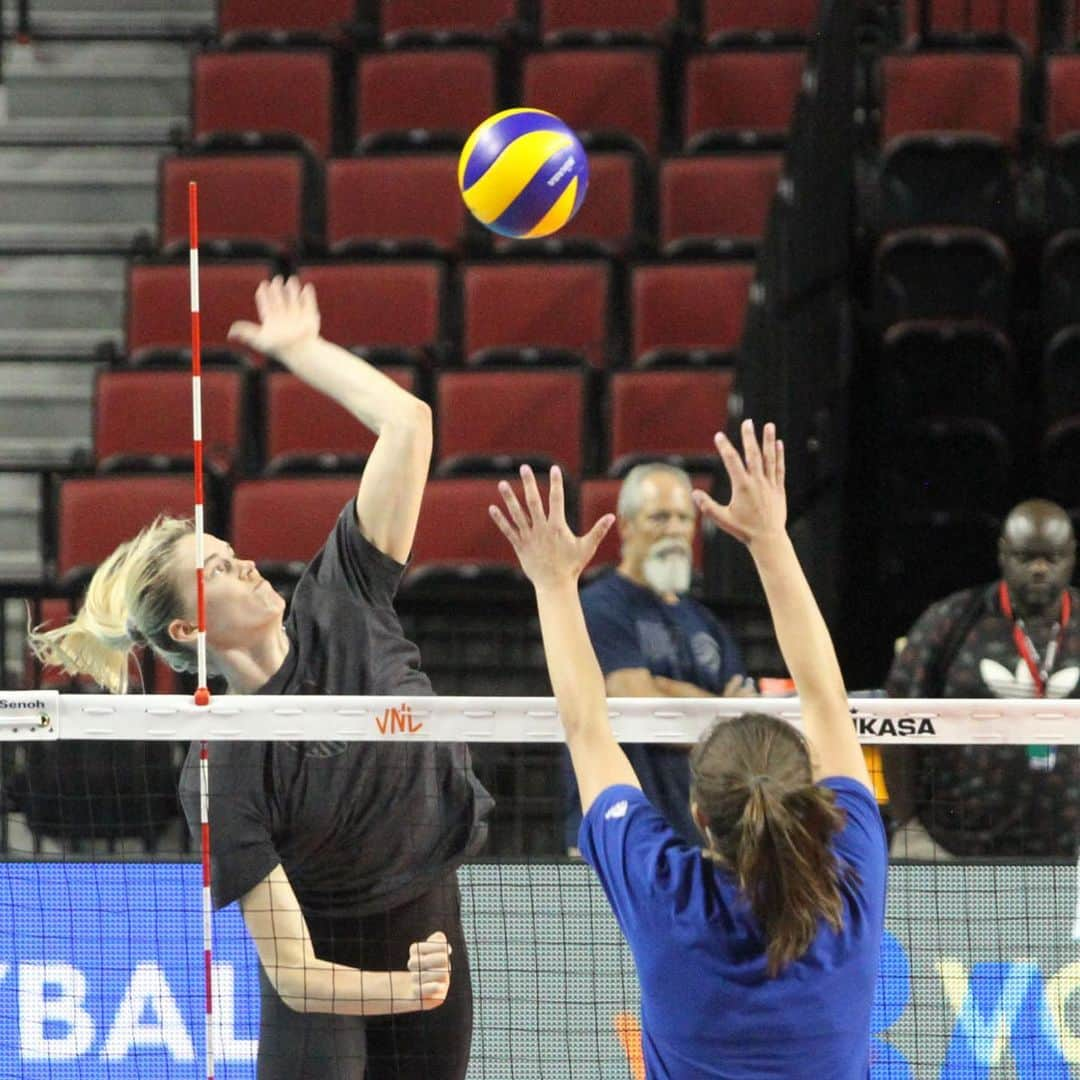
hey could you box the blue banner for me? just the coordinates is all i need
[1,862,1078,1078]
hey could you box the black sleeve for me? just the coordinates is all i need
[179,746,280,911]
[306,500,408,609]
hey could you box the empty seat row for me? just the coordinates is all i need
[124,259,754,369]
[47,470,716,590]
[90,366,733,480]
[192,46,807,160]
[216,0,822,48]
[160,151,781,259]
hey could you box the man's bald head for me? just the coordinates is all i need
[998,500,1076,616]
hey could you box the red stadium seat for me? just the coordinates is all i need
[703,0,819,43]
[659,155,782,254]
[904,0,1039,55]
[579,475,707,571]
[355,49,497,151]
[379,0,521,41]
[159,154,306,256]
[296,261,446,362]
[126,261,271,366]
[410,477,535,573]
[94,369,247,477]
[684,50,805,150]
[264,367,416,473]
[326,156,467,255]
[880,52,1022,147]
[878,51,1021,229]
[54,474,209,585]
[462,261,611,368]
[218,0,358,42]
[1041,231,1080,337]
[523,48,662,156]
[539,0,681,42]
[607,369,734,473]
[230,476,360,574]
[434,369,586,475]
[193,50,334,158]
[631,262,754,366]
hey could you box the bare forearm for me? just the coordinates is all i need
[276,959,417,1016]
[651,675,716,698]
[749,532,847,709]
[534,579,608,737]
[276,336,427,435]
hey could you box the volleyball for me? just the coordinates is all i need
[458,108,589,239]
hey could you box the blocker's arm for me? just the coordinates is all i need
[241,865,450,1015]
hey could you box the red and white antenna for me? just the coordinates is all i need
[189,179,216,1080]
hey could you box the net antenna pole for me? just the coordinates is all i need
[188,179,216,1080]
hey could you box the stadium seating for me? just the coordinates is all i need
[193,49,335,158]
[379,0,522,42]
[159,153,308,256]
[434,368,587,475]
[354,48,497,151]
[659,155,782,254]
[326,155,468,254]
[873,227,1012,325]
[263,367,415,473]
[125,260,271,366]
[683,50,806,150]
[702,0,819,43]
[218,0,359,42]
[1043,327,1080,425]
[607,369,734,473]
[461,261,611,368]
[54,474,210,587]
[877,50,1022,230]
[523,48,663,156]
[94,369,248,477]
[295,261,446,364]
[631,262,754,366]
[903,0,1039,55]
[539,0,682,43]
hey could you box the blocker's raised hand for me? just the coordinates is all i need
[228,275,321,357]
[490,465,614,590]
[692,419,787,548]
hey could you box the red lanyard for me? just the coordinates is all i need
[998,581,1071,698]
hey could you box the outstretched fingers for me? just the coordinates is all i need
[496,478,530,534]
[741,418,764,476]
[548,465,566,526]
[519,464,546,525]
[762,422,778,485]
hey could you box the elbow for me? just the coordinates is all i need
[272,972,309,1013]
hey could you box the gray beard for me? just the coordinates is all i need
[642,545,692,595]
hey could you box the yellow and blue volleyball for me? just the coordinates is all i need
[458,109,589,239]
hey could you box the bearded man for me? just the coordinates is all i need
[562,462,754,850]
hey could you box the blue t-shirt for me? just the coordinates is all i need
[564,572,746,847]
[579,778,888,1080]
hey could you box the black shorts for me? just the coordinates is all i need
[254,871,472,1080]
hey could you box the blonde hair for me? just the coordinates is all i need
[690,713,852,977]
[28,516,199,694]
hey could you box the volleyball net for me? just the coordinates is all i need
[0,691,1079,1078]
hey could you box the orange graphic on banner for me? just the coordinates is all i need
[375,703,423,735]
[613,1013,646,1080]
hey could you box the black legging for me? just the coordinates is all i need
[255,872,472,1079]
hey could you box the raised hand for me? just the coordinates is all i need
[490,465,614,590]
[692,419,786,548]
[228,275,321,357]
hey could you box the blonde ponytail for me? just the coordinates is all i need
[28,516,197,694]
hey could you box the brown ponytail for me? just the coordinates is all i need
[690,713,852,977]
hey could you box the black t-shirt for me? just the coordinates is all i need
[179,501,493,916]
[886,583,1080,856]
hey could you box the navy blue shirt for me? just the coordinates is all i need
[579,778,888,1079]
[564,572,746,847]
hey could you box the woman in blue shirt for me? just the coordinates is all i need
[490,420,887,1079]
